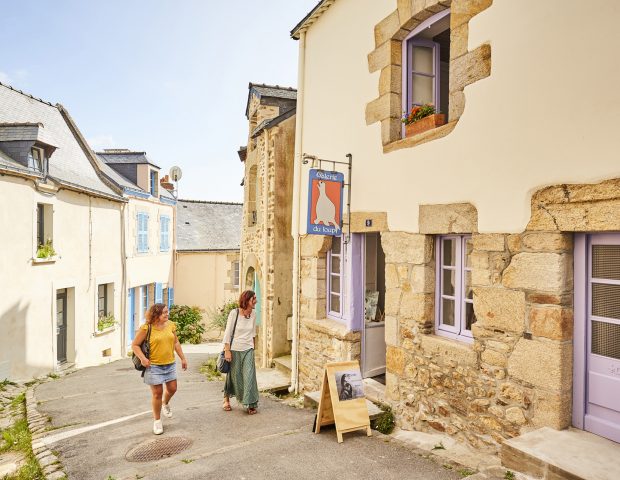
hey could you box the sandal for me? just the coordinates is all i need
[247,407,257,415]
[223,401,232,411]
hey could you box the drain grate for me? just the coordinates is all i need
[126,436,193,462]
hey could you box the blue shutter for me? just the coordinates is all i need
[165,217,170,250]
[160,216,170,252]
[144,214,149,252]
[168,287,174,308]
[137,213,149,253]
[155,283,163,303]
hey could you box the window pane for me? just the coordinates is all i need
[592,283,620,320]
[57,301,65,327]
[465,301,477,330]
[412,45,433,74]
[412,74,433,105]
[331,256,341,274]
[442,298,455,326]
[464,270,473,299]
[442,238,456,266]
[464,238,473,268]
[442,269,455,296]
[332,236,341,255]
[331,275,341,294]
[592,245,620,280]
[330,294,341,313]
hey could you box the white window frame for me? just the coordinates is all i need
[28,146,44,172]
[233,261,240,288]
[327,236,346,321]
[435,235,475,343]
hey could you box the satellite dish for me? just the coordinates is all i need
[169,166,183,182]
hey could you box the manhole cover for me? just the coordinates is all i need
[126,436,192,462]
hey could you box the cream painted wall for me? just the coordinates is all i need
[175,251,238,312]
[175,251,238,339]
[298,0,620,233]
[0,175,124,381]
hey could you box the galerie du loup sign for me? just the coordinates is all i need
[307,169,344,236]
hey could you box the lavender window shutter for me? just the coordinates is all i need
[348,234,364,332]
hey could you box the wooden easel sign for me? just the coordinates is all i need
[314,361,371,443]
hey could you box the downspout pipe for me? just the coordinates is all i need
[290,30,306,393]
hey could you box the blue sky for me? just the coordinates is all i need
[0,0,317,201]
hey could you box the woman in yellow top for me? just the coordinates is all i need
[132,303,187,435]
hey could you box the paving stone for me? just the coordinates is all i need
[38,454,57,468]
[46,470,67,480]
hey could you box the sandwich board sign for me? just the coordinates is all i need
[307,169,344,236]
[314,361,371,443]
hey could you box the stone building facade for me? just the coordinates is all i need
[289,0,620,452]
[239,83,296,367]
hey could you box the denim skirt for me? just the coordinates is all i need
[143,362,177,385]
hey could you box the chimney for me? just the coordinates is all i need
[160,174,174,192]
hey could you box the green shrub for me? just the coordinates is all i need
[207,300,239,331]
[97,314,116,332]
[371,404,395,434]
[169,305,205,344]
[36,239,56,259]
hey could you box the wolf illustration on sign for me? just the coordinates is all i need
[314,180,340,232]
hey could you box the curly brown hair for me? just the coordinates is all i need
[146,303,168,324]
[238,290,256,310]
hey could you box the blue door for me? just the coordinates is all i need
[127,288,135,344]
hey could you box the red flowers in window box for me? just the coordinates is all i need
[402,104,446,138]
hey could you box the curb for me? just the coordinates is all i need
[26,386,67,480]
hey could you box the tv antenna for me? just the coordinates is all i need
[169,166,182,198]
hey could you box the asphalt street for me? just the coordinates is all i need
[34,352,462,480]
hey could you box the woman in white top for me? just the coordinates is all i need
[222,290,259,414]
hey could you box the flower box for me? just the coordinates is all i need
[405,113,446,138]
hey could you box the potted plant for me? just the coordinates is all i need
[402,104,445,138]
[97,314,117,332]
[36,239,56,259]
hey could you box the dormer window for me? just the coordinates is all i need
[28,146,44,172]
[150,170,159,197]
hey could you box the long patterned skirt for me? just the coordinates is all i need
[223,349,259,408]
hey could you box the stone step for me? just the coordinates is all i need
[273,355,292,375]
[256,368,290,394]
[501,427,620,480]
[303,390,383,420]
[363,378,386,405]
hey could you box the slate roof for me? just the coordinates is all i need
[176,200,242,251]
[97,150,160,168]
[0,147,29,173]
[96,152,176,202]
[291,0,336,39]
[245,83,297,118]
[251,107,296,138]
[0,83,122,199]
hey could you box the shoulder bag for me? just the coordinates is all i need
[217,309,239,374]
[132,323,152,377]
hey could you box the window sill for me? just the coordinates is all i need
[32,256,59,264]
[420,334,477,366]
[383,120,457,154]
[93,326,116,337]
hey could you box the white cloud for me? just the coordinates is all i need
[87,134,116,151]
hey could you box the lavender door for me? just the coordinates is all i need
[575,234,620,443]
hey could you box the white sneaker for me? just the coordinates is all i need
[153,419,163,435]
[162,403,172,418]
